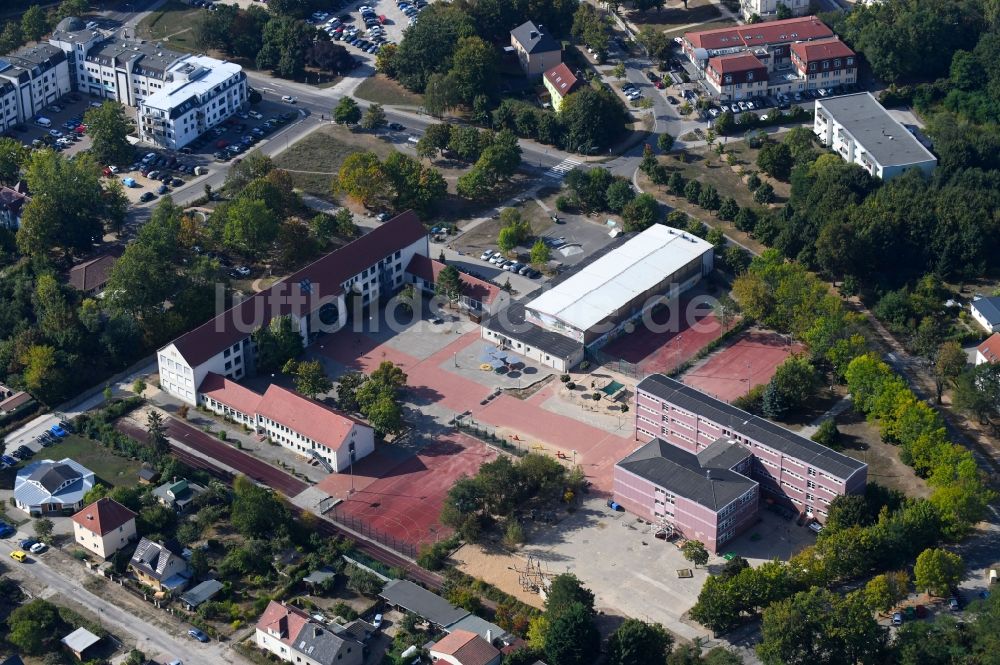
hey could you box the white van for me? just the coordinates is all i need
[35,117,51,128]
[990,569,997,585]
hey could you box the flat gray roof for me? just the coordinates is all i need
[638,374,867,481]
[380,580,469,627]
[816,92,937,168]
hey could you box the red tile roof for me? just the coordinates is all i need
[405,255,501,305]
[543,63,579,97]
[978,333,1000,364]
[431,630,500,665]
[256,600,309,644]
[72,498,137,535]
[168,211,427,367]
[198,372,263,415]
[256,384,368,450]
[709,52,766,74]
[686,15,833,51]
[791,37,855,62]
[68,252,120,292]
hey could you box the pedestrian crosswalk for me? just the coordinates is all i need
[541,157,583,180]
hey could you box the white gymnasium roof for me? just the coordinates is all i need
[526,225,713,332]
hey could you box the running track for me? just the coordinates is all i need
[114,417,445,590]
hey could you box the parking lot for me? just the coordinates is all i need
[7,93,97,157]
[309,0,433,58]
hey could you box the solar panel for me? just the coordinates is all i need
[0,59,10,73]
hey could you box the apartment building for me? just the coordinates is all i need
[138,55,246,149]
[157,211,428,405]
[0,43,72,127]
[741,0,810,21]
[683,16,855,100]
[48,16,245,149]
[813,92,937,181]
[629,375,867,523]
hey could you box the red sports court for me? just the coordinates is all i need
[682,330,802,402]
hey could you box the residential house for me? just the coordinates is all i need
[430,630,501,665]
[740,0,810,21]
[406,254,509,317]
[14,458,95,516]
[255,600,364,665]
[971,296,1000,333]
[976,333,1000,365]
[129,538,191,592]
[510,21,561,78]
[71,497,138,559]
[0,381,34,419]
[0,182,29,230]
[152,478,205,513]
[68,252,119,296]
[542,63,579,112]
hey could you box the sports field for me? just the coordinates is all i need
[682,330,802,402]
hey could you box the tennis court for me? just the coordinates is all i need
[682,330,802,402]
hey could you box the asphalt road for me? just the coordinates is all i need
[0,535,236,664]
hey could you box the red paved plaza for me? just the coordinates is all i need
[328,433,496,550]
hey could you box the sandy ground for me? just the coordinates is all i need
[451,544,546,609]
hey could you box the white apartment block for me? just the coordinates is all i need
[157,211,429,406]
[741,0,809,21]
[47,16,245,149]
[139,55,246,149]
[0,44,72,128]
[813,92,937,181]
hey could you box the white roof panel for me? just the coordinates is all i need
[527,225,713,332]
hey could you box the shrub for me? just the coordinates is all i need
[555,195,573,212]
[560,374,570,383]
[592,392,601,400]
[566,382,576,390]
[811,419,841,449]
[216,430,228,441]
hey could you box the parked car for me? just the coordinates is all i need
[233,265,251,277]
[188,629,210,643]
[949,597,961,611]
[140,192,156,202]
[373,614,383,630]
[9,550,26,563]
[18,538,37,550]
[480,249,494,260]
[0,522,14,538]
[891,612,903,626]
[50,425,67,438]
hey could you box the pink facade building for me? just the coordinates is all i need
[614,374,867,551]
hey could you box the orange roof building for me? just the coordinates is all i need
[430,630,501,665]
[71,498,138,559]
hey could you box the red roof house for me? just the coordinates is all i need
[976,333,1000,365]
[406,255,507,315]
[430,630,501,665]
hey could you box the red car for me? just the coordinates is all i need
[379,14,387,23]
[102,166,112,177]
[215,139,229,149]
[655,81,665,89]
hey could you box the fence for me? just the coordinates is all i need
[327,505,418,559]
[586,348,642,378]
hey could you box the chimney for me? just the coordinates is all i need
[529,31,538,40]
[706,469,711,480]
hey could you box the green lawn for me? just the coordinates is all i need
[30,435,142,489]
[274,124,395,197]
[136,0,206,53]
[354,76,424,107]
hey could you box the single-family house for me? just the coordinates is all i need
[430,630,501,665]
[152,478,205,513]
[255,600,364,665]
[0,382,33,418]
[976,333,1000,365]
[971,296,1000,333]
[14,458,95,516]
[71,497,138,559]
[68,252,119,296]
[542,63,580,112]
[510,21,561,78]
[129,538,191,592]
